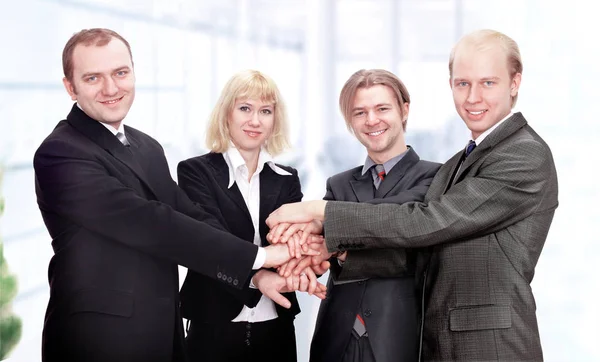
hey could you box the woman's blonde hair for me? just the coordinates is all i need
[205,70,290,155]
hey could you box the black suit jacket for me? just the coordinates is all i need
[34,104,258,362]
[310,148,441,362]
[177,152,301,323]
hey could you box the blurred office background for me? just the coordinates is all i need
[1,0,597,361]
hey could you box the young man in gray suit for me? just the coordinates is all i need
[309,69,440,362]
[267,29,558,361]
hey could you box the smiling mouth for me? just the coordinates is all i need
[468,110,487,115]
[100,96,124,105]
[244,130,262,137]
[367,129,386,137]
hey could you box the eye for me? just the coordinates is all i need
[260,109,273,115]
[484,81,495,86]
[457,81,468,87]
[353,111,365,117]
[239,106,250,112]
[116,70,128,77]
[378,107,390,112]
[85,76,97,82]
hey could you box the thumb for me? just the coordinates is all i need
[267,290,291,309]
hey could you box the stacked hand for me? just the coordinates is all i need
[264,201,334,302]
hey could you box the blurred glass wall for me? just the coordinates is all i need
[1,0,597,361]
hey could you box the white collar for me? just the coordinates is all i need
[473,111,514,145]
[223,145,292,188]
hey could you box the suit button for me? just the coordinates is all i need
[233,279,239,286]
[245,339,251,346]
[222,274,227,280]
[227,277,232,283]
[217,272,222,278]
[364,309,372,317]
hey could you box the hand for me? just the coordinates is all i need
[278,239,331,278]
[267,220,324,259]
[283,267,327,299]
[263,240,321,269]
[252,270,292,308]
[266,200,328,229]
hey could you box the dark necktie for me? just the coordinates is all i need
[465,140,476,157]
[116,132,131,147]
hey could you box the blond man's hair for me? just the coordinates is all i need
[205,70,290,156]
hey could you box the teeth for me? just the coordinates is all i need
[104,99,119,104]
[469,110,485,115]
[368,130,385,136]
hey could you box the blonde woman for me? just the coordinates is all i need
[177,70,323,362]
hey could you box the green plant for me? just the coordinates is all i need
[0,168,22,360]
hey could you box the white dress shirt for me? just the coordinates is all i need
[223,146,292,323]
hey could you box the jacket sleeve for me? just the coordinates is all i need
[34,139,257,290]
[326,169,438,281]
[324,138,558,252]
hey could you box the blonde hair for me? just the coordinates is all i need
[339,69,410,132]
[205,70,290,155]
[449,29,523,107]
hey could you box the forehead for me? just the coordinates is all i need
[71,38,132,75]
[353,85,395,104]
[451,44,510,79]
[236,98,274,107]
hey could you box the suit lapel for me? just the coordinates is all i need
[350,169,375,202]
[66,104,160,198]
[444,151,466,192]
[454,112,528,182]
[207,154,252,222]
[376,147,419,198]
[259,166,284,246]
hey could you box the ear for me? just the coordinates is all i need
[62,77,77,101]
[402,101,410,119]
[510,73,522,97]
[448,76,453,89]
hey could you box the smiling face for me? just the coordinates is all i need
[450,43,521,139]
[350,85,409,164]
[62,37,135,129]
[228,98,275,155]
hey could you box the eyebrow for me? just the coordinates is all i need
[352,103,392,111]
[80,66,131,79]
[453,76,501,82]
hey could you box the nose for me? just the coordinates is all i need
[365,110,380,126]
[248,111,260,127]
[102,77,118,96]
[467,84,482,104]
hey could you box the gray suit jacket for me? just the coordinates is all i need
[310,148,441,362]
[324,113,558,361]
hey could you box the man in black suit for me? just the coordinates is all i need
[34,28,302,362]
[309,70,440,362]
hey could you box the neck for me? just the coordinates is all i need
[104,121,122,131]
[238,148,260,180]
[369,143,408,164]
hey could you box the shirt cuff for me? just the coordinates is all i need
[252,247,266,270]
